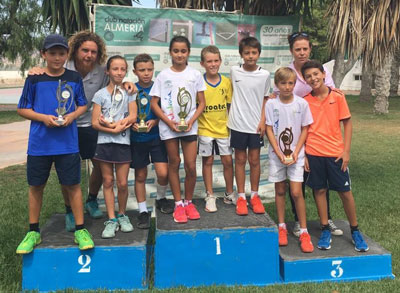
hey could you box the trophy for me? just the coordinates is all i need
[105,85,125,123]
[137,89,150,132]
[176,87,192,131]
[279,127,294,163]
[55,80,74,125]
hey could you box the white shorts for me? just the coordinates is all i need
[198,136,232,157]
[268,159,304,183]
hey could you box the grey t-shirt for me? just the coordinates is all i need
[92,87,136,145]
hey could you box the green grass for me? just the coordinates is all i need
[0,110,25,124]
[0,95,399,292]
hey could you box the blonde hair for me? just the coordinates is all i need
[274,67,297,84]
[68,31,107,65]
[200,45,221,62]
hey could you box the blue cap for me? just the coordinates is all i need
[43,34,68,50]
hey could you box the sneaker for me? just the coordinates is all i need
[65,212,75,232]
[299,232,314,253]
[278,227,288,246]
[16,231,41,254]
[292,221,301,237]
[223,191,237,204]
[205,193,217,212]
[250,194,265,214]
[352,230,369,252]
[137,212,150,229]
[328,219,344,236]
[236,197,248,215]
[185,203,200,220]
[74,229,94,250]
[85,200,103,219]
[317,229,332,250]
[118,214,134,232]
[173,205,188,223]
[156,198,174,214]
[102,220,119,238]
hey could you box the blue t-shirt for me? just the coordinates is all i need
[130,82,160,143]
[18,69,87,156]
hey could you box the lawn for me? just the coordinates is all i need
[0,110,24,124]
[0,95,399,292]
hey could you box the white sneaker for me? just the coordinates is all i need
[293,221,301,237]
[223,191,237,205]
[205,193,217,212]
[328,219,344,236]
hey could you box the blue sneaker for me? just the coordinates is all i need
[317,229,332,250]
[65,212,75,232]
[85,200,103,219]
[352,230,369,252]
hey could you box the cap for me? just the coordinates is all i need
[43,34,68,50]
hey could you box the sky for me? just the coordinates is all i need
[132,0,157,8]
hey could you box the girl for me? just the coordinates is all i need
[92,55,137,238]
[150,36,206,223]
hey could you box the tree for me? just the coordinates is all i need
[389,47,400,97]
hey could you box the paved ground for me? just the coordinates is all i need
[0,120,29,169]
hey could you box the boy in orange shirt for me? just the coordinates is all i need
[301,60,368,252]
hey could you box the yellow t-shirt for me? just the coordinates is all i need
[198,74,232,138]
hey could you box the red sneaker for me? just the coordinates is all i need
[185,203,200,220]
[299,232,314,253]
[279,227,288,246]
[236,197,248,215]
[173,205,188,223]
[250,194,265,214]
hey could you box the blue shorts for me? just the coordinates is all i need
[230,129,264,150]
[78,126,98,160]
[27,153,81,186]
[305,154,351,192]
[130,139,168,169]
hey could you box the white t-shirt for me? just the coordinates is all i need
[150,66,206,140]
[265,95,313,165]
[228,65,271,134]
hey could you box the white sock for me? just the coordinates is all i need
[184,199,192,206]
[251,191,258,198]
[156,183,168,200]
[300,228,308,235]
[279,223,287,229]
[138,201,148,213]
[175,200,183,207]
[238,193,246,199]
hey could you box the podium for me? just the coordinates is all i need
[154,198,280,288]
[22,211,151,291]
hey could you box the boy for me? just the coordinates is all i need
[16,34,94,254]
[265,67,314,253]
[198,46,235,212]
[227,37,270,216]
[301,60,369,252]
[130,54,172,228]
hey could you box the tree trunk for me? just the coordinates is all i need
[332,51,358,89]
[374,54,392,114]
[389,47,400,97]
[359,61,373,102]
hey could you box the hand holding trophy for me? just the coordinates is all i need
[137,89,150,132]
[176,87,192,132]
[106,85,125,123]
[279,127,294,164]
[55,80,74,125]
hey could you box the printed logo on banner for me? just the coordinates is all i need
[260,25,293,47]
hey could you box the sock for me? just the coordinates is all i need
[110,218,118,222]
[184,199,192,206]
[138,201,148,213]
[278,223,286,229]
[300,228,308,235]
[29,223,40,232]
[117,214,125,218]
[65,205,72,214]
[322,224,330,231]
[251,191,258,198]
[156,184,168,200]
[86,193,98,203]
[175,200,183,207]
[75,224,84,231]
[350,225,359,233]
[238,192,246,199]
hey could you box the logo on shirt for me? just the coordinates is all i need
[203,103,227,113]
[164,80,173,89]
[235,80,241,82]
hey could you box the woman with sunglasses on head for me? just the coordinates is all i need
[271,32,342,238]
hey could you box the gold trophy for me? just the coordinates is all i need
[137,89,150,132]
[176,87,192,131]
[55,80,74,125]
[279,127,294,163]
[105,85,125,123]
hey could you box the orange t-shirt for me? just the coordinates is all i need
[304,88,351,157]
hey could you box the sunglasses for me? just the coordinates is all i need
[289,32,309,42]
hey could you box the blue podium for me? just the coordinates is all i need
[22,211,151,291]
[279,220,394,283]
[154,198,279,288]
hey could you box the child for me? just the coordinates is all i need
[130,54,171,229]
[265,67,314,253]
[91,55,137,238]
[150,36,206,223]
[16,34,94,254]
[198,45,234,212]
[301,60,369,252]
[227,36,270,216]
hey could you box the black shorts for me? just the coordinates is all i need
[78,126,98,160]
[27,153,81,186]
[305,154,351,192]
[130,139,168,169]
[165,135,198,142]
[94,143,131,164]
[230,129,264,150]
